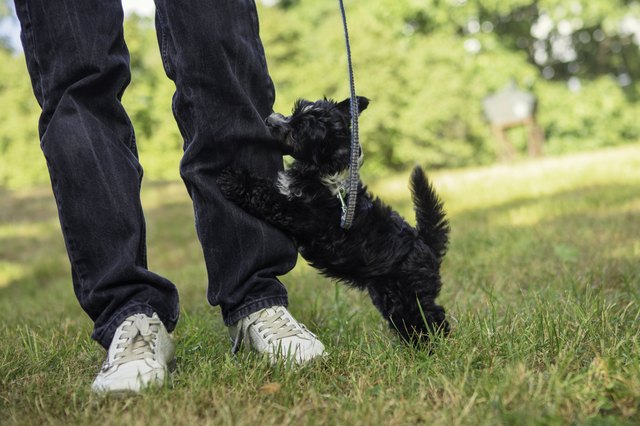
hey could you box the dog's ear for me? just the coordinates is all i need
[356,96,370,113]
[337,96,369,117]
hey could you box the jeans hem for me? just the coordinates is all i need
[223,296,289,326]
[92,302,179,349]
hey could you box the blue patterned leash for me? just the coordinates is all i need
[338,0,360,230]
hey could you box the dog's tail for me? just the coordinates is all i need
[410,166,450,261]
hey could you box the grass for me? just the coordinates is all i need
[1,144,639,425]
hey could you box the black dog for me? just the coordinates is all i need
[217,97,450,344]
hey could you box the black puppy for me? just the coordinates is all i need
[217,97,450,344]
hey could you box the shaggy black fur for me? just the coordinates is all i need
[217,97,450,344]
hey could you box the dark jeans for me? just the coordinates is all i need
[14,0,297,348]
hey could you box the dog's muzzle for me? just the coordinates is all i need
[266,113,296,155]
[266,112,288,127]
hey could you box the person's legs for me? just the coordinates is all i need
[14,0,180,348]
[153,0,297,325]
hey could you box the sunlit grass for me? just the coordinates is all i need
[1,145,639,425]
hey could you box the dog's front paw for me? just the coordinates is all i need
[216,168,246,200]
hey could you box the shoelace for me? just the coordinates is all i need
[231,308,312,354]
[255,309,307,344]
[111,315,160,367]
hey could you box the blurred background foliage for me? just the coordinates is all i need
[0,0,639,187]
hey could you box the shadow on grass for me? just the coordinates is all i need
[441,183,640,311]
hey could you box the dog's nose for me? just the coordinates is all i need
[266,112,287,127]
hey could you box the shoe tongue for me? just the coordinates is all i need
[260,307,278,318]
[264,308,278,316]
[123,314,158,338]
[132,315,151,336]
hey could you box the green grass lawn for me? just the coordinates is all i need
[1,145,639,425]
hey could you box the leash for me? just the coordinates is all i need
[338,0,360,230]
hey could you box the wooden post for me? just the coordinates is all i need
[483,82,545,160]
[526,117,545,157]
[492,124,516,161]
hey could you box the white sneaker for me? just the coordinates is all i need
[91,313,175,394]
[229,306,326,364]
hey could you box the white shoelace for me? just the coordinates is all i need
[231,307,312,354]
[254,309,306,343]
[111,315,160,367]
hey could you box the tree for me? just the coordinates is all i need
[259,0,640,173]
[1,1,639,187]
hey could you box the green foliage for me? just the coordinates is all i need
[1,1,640,187]
[260,0,640,175]
[0,16,183,187]
[0,49,42,188]
[537,77,640,154]
[0,1,8,17]
[121,15,183,183]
